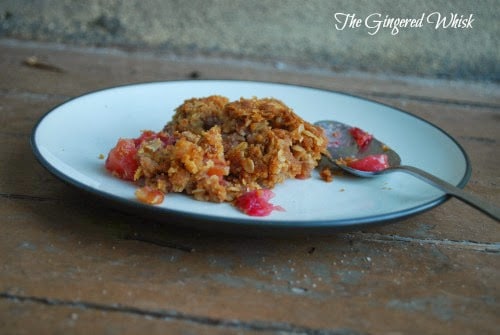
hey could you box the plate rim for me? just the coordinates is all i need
[30,79,472,230]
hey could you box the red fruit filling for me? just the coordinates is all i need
[105,138,139,181]
[347,154,390,172]
[349,127,373,150]
[234,189,285,217]
[105,131,173,182]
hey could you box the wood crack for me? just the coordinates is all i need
[0,292,365,335]
[123,232,195,253]
[0,193,59,202]
[355,232,500,253]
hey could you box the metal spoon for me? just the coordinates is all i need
[315,120,500,221]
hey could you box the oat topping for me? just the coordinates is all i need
[105,95,328,213]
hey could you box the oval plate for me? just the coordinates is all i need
[31,80,470,233]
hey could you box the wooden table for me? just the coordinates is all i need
[1,39,499,334]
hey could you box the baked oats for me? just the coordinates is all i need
[105,95,328,215]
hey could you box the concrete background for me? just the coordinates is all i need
[0,0,498,82]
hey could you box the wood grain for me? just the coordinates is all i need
[0,39,498,335]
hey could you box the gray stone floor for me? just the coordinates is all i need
[0,0,498,81]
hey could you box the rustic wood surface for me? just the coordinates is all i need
[0,39,499,335]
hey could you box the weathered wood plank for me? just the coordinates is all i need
[0,39,498,335]
[0,198,498,335]
[0,299,274,335]
[1,40,499,106]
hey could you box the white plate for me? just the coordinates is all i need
[31,80,470,232]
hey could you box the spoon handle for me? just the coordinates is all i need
[393,165,500,221]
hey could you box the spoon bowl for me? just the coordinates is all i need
[315,120,500,221]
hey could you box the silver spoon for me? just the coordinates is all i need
[315,120,500,221]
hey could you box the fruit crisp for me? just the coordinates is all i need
[105,95,328,215]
